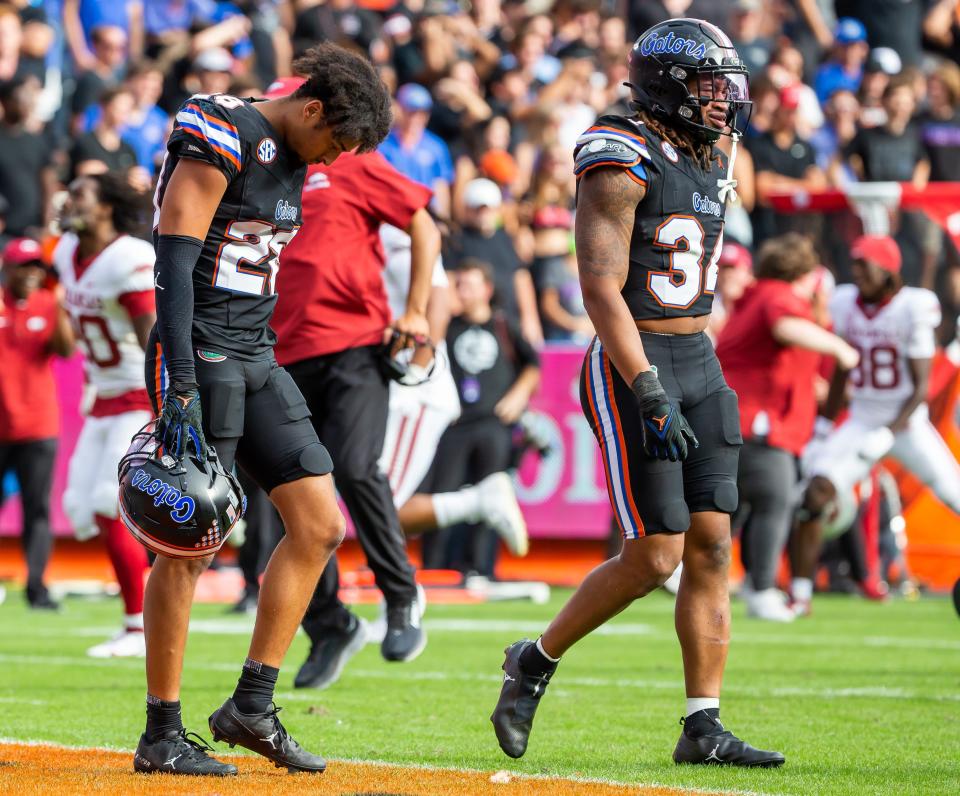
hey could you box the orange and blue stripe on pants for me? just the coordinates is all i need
[580,337,646,539]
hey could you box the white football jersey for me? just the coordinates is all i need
[830,283,940,426]
[54,233,155,398]
[380,223,448,320]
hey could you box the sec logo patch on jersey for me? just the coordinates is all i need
[661,140,679,163]
[257,137,277,164]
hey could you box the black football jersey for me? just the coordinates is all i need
[573,114,727,320]
[154,94,306,359]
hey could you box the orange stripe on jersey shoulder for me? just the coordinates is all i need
[586,125,647,145]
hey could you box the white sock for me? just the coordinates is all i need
[536,636,560,663]
[686,697,719,717]
[124,613,144,631]
[792,577,813,602]
[431,485,483,528]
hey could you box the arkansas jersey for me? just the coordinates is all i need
[380,223,448,319]
[54,232,155,400]
[573,114,727,320]
[154,94,305,359]
[830,284,940,426]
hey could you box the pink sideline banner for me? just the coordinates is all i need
[1,348,613,539]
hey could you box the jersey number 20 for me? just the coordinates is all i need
[213,220,298,296]
[648,215,722,309]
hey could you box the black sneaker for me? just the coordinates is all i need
[208,697,326,773]
[133,729,238,776]
[673,712,785,767]
[381,593,426,663]
[490,639,556,759]
[26,590,60,611]
[294,615,368,689]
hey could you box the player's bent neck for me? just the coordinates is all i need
[635,315,710,336]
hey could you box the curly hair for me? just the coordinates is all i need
[636,109,714,172]
[89,173,151,236]
[292,43,392,153]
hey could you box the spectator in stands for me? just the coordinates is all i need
[0,238,75,610]
[70,24,128,129]
[841,0,926,67]
[380,83,455,219]
[63,0,143,70]
[70,86,143,185]
[811,88,860,184]
[446,177,543,345]
[79,60,169,175]
[845,75,929,186]
[857,47,903,129]
[919,60,960,182]
[421,259,539,576]
[749,83,828,243]
[0,4,25,82]
[716,233,858,622]
[814,17,868,104]
[728,0,773,78]
[0,76,57,238]
[924,0,960,64]
[707,241,755,340]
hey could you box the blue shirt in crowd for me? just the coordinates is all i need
[80,104,170,173]
[378,129,454,192]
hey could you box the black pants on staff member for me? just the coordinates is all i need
[0,438,58,607]
[287,345,418,638]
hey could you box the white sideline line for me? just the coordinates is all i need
[1,653,957,704]
[0,736,775,796]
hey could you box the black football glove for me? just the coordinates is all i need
[631,369,698,462]
[157,383,207,461]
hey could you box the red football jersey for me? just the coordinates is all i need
[273,151,432,365]
[716,278,820,456]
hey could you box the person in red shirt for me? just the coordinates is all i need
[0,238,75,609]
[716,233,858,622]
[267,78,437,688]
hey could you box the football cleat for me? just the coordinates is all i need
[87,628,146,658]
[745,588,795,623]
[491,639,556,759]
[477,472,529,557]
[381,588,426,662]
[673,712,784,767]
[294,615,368,690]
[133,729,237,776]
[209,697,326,773]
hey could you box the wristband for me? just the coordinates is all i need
[630,368,669,412]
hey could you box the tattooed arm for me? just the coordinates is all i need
[575,168,650,384]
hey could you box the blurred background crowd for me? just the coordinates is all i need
[3,0,960,610]
[1,0,960,344]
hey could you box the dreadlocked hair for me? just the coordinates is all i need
[635,109,714,172]
[89,172,151,236]
[292,43,392,153]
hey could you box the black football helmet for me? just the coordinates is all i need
[627,18,751,143]
[118,422,246,559]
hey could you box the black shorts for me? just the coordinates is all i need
[145,329,333,494]
[579,332,742,538]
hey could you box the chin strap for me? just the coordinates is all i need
[717,131,740,205]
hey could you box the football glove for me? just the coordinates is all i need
[631,369,698,462]
[157,384,207,461]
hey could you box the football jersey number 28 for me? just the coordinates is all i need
[648,215,722,309]
[213,220,298,296]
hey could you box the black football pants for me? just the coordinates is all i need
[0,438,57,600]
[287,345,418,638]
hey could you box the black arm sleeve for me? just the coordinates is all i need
[154,234,203,389]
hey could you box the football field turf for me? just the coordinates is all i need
[1,588,958,795]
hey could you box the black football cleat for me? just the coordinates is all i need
[208,697,326,773]
[133,729,238,776]
[673,712,785,768]
[294,615,367,689]
[490,639,556,759]
[381,599,426,663]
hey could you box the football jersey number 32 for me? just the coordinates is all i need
[214,220,298,296]
[648,215,722,309]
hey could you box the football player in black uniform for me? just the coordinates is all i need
[492,19,784,767]
[133,45,405,776]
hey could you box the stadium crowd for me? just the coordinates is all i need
[2,0,960,623]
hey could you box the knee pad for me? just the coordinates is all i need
[711,481,739,514]
[91,483,121,520]
[299,442,334,477]
[655,499,691,533]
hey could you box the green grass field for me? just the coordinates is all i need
[1,588,959,795]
